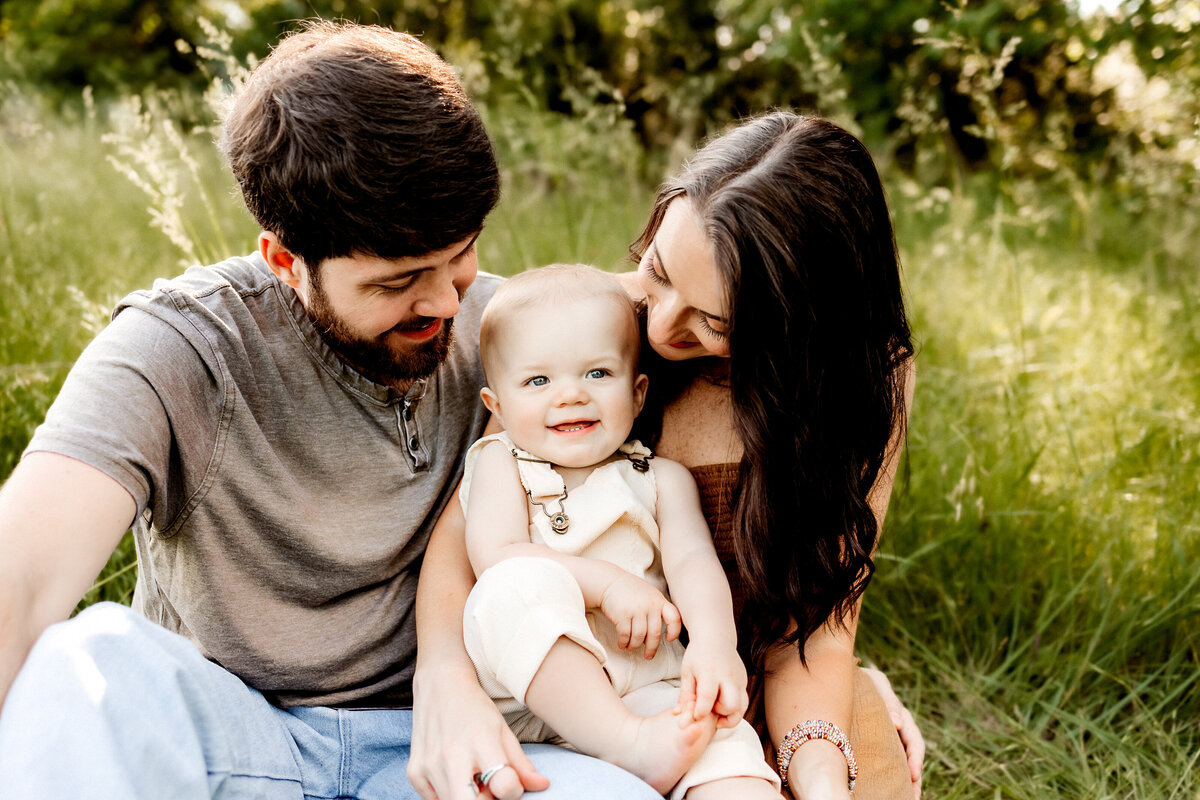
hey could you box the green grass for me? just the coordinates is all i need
[1,90,1197,798]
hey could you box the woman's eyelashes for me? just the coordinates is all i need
[642,254,669,286]
[698,314,728,340]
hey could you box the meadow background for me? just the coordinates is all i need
[2,1,1197,796]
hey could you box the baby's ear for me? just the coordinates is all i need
[480,386,503,421]
[632,373,650,416]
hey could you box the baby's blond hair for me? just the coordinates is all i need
[480,264,640,383]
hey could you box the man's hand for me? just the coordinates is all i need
[597,571,682,659]
[408,661,548,800]
[675,637,748,729]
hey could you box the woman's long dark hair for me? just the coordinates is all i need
[631,113,914,672]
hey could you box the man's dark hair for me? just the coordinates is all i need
[220,20,500,266]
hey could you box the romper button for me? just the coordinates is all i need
[409,436,420,451]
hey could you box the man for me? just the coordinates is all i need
[0,21,659,800]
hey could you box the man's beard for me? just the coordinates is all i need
[306,284,454,391]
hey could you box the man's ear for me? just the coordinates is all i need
[260,232,301,289]
[632,373,650,417]
[480,386,503,422]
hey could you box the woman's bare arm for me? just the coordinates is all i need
[763,359,919,799]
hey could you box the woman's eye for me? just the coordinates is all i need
[641,254,669,286]
[698,314,729,341]
[586,369,609,379]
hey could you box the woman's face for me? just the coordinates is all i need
[636,197,731,361]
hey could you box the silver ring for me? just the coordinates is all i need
[473,763,508,790]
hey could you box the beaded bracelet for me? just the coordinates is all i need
[776,719,858,794]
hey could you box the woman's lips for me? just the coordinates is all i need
[668,340,699,349]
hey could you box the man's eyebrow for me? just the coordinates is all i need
[654,242,728,324]
[360,231,482,284]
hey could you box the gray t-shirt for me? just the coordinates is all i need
[25,254,500,707]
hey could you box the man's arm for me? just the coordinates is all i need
[0,453,135,710]
[408,470,550,800]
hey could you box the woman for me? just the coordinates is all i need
[409,112,923,800]
[623,111,921,800]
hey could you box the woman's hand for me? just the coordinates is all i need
[676,636,748,729]
[783,739,854,800]
[861,666,924,799]
[408,660,549,800]
[597,571,683,658]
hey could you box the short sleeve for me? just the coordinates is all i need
[24,306,224,525]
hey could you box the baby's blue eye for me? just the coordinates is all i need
[586,369,609,379]
[527,376,549,387]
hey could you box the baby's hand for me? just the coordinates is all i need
[677,638,748,729]
[598,571,682,659]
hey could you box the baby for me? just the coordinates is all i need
[460,265,781,799]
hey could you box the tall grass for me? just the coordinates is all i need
[0,85,1196,797]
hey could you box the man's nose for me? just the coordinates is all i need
[412,272,462,320]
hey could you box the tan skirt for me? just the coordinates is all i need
[846,668,913,800]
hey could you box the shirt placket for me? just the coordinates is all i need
[396,378,430,471]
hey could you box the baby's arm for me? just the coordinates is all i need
[466,442,680,657]
[654,457,748,729]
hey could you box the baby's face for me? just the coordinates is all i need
[482,297,647,469]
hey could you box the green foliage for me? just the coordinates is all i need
[859,178,1200,796]
[0,0,206,94]
[6,0,1199,188]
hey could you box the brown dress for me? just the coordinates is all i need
[691,463,913,800]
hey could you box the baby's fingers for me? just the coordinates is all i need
[674,674,697,716]
[662,602,682,642]
[692,674,720,720]
[615,617,632,650]
[627,613,648,652]
[713,678,748,728]
[643,613,663,659]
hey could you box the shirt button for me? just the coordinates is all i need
[409,436,420,451]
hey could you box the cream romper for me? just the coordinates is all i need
[460,432,781,798]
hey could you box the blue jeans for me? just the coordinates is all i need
[0,603,660,799]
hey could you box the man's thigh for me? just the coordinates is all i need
[0,602,302,799]
[282,709,659,800]
[522,743,662,799]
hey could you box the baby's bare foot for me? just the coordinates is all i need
[604,708,718,794]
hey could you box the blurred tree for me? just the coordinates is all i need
[2,0,1195,186]
[1,0,204,93]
